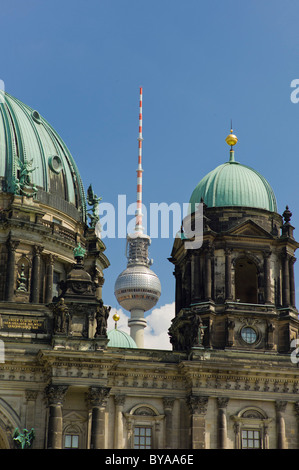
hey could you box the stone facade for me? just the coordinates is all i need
[1,129,299,449]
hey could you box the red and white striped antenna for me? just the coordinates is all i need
[135,86,144,234]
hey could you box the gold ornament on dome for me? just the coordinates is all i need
[225,128,238,147]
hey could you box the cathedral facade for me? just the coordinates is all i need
[0,94,299,450]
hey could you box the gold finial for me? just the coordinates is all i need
[225,122,238,147]
[113,313,120,329]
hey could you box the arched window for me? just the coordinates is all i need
[124,404,164,449]
[235,258,258,303]
[231,407,271,449]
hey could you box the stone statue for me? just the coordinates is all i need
[13,428,35,449]
[194,316,207,347]
[95,299,110,337]
[53,298,70,334]
[16,158,38,197]
[87,184,102,230]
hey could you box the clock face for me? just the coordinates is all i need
[241,326,257,344]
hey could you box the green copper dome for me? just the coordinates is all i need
[107,328,137,348]
[189,150,277,213]
[0,90,86,221]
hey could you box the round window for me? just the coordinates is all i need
[241,326,257,344]
[48,155,63,174]
[31,110,41,123]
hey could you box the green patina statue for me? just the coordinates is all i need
[13,427,35,449]
[14,158,38,197]
[87,184,102,230]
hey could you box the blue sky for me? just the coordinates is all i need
[2,0,299,347]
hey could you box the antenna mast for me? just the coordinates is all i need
[135,87,144,234]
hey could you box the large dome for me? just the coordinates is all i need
[0,90,86,221]
[189,156,277,213]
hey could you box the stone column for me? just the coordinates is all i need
[275,400,287,449]
[191,253,201,304]
[5,238,19,301]
[163,397,176,449]
[289,256,296,307]
[45,384,68,449]
[225,248,232,301]
[188,395,209,449]
[87,386,110,449]
[174,267,182,314]
[45,254,56,304]
[281,251,290,307]
[217,397,229,449]
[204,248,212,301]
[114,395,125,449]
[30,245,44,303]
[263,251,271,304]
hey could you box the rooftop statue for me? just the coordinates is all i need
[87,184,102,231]
[16,158,38,197]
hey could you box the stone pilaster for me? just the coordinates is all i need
[25,390,38,430]
[233,422,241,449]
[187,395,209,449]
[163,397,176,449]
[191,253,200,304]
[289,256,296,307]
[5,238,19,301]
[114,395,125,449]
[225,248,232,300]
[281,251,290,307]
[174,267,182,314]
[263,250,271,304]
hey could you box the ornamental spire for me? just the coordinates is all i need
[225,121,238,162]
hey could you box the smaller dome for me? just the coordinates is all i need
[107,328,137,348]
[189,158,277,212]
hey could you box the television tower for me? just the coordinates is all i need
[114,87,161,348]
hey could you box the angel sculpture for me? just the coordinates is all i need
[87,184,102,230]
[16,158,38,197]
[13,427,35,449]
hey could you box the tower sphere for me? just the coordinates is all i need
[114,260,161,312]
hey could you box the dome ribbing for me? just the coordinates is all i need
[189,152,277,213]
[107,328,137,348]
[0,90,86,221]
